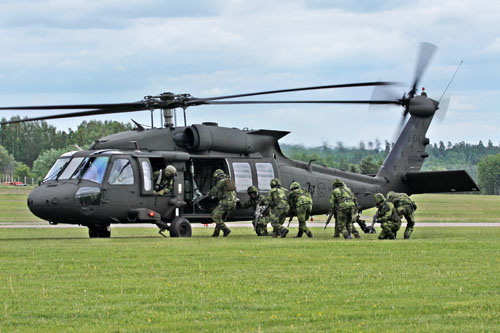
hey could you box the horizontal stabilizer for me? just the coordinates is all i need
[405,170,479,194]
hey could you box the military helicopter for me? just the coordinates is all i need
[0,42,478,238]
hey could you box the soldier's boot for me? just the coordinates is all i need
[272,231,279,238]
[294,230,304,238]
[280,228,289,238]
[352,228,360,238]
[223,227,232,237]
[211,227,221,237]
[342,231,351,240]
[404,227,413,239]
[353,232,360,239]
[305,230,313,238]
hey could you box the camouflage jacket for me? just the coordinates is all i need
[264,186,289,210]
[240,195,261,209]
[330,186,356,212]
[209,175,237,204]
[376,201,400,224]
[392,193,417,210]
[288,188,312,210]
[153,171,174,195]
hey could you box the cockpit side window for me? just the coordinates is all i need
[71,156,109,184]
[44,158,70,181]
[108,159,134,185]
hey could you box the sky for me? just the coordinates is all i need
[0,0,499,147]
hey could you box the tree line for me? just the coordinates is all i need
[1,117,500,194]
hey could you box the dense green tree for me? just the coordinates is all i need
[359,156,382,175]
[0,145,16,175]
[13,162,34,180]
[478,154,500,195]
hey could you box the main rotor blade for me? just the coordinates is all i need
[0,107,148,125]
[0,101,148,111]
[410,42,437,97]
[190,81,398,104]
[201,99,402,105]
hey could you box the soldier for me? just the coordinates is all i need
[387,191,417,239]
[239,185,269,236]
[373,193,401,240]
[329,179,356,239]
[153,165,177,235]
[263,178,290,238]
[153,165,176,195]
[208,169,236,237]
[288,182,313,238]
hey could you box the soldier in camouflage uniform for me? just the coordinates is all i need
[288,182,313,238]
[208,169,237,237]
[263,178,290,238]
[239,185,269,236]
[153,165,176,195]
[387,191,417,239]
[152,165,177,235]
[373,193,401,240]
[329,179,356,239]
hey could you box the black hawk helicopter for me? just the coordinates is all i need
[0,42,478,238]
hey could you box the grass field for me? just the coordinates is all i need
[2,184,500,223]
[0,227,499,332]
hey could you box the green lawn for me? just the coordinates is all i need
[0,227,498,332]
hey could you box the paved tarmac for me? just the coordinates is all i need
[1,222,499,228]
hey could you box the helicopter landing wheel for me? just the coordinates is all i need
[169,217,192,238]
[88,224,111,238]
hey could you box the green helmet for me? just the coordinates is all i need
[213,169,225,179]
[247,185,258,195]
[332,179,344,187]
[374,193,385,205]
[270,178,281,188]
[165,165,177,177]
[290,181,301,191]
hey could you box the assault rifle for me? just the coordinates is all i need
[368,215,377,234]
[324,210,335,229]
[253,203,268,230]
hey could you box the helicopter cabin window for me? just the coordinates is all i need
[256,163,275,191]
[232,162,253,192]
[141,161,152,192]
[58,157,85,180]
[44,157,71,181]
[108,159,134,185]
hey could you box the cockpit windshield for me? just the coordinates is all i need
[44,158,70,181]
[71,156,110,184]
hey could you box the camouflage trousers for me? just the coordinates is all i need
[397,205,415,239]
[269,206,289,235]
[212,201,236,232]
[296,204,312,234]
[255,216,269,236]
[378,220,402,240]
[335,208,354,239]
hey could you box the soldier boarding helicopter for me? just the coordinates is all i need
[0,42,478,238]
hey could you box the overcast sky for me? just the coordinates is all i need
[0,0,499,147]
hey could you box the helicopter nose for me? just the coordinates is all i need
[28,182,80,223]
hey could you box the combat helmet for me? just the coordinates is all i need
[332,178,344,187]
[165,165,177,177]
[270,178,281,188]
[290,181,301,191]
[373,193,385,205]
[247,185,258,195]
[212,169,225,179]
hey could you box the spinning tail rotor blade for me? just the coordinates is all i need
[435,96,450,123]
